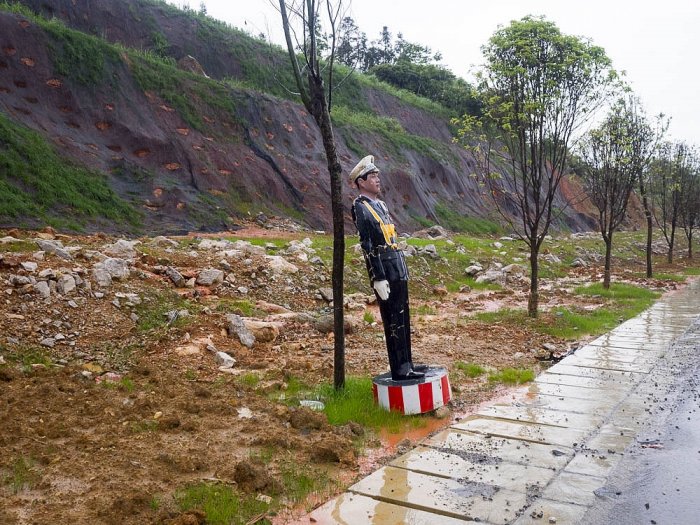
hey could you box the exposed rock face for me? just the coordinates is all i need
[0,1,605,234]
[177,55,209,77]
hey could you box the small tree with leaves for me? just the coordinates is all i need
[577,99,638,288]
[653,141,691,264]
[678,149,700,259]
[455,16,617,317]
[278,0,346,389]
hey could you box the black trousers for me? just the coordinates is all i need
[376,279,413,380]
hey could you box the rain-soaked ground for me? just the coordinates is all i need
[307,279,700,524]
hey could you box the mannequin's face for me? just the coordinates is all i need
[357,171,381,198]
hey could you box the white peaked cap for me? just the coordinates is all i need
[349,155,378,185]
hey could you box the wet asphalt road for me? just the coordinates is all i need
[583,320,700,525]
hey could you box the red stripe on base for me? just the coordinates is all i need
[418,381,434,413]
[441,374,450,406]
[388,385,404,413]
[372,383,378,404]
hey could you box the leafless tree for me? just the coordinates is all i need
[278,0,346,389]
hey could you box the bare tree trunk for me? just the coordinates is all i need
[689,232,694,259]
[641,193,654,277]
[309,77,345,390]
[603,236,612,289]
[668,220,676,264]
[527,245,539,318]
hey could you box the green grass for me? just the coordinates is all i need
[0,113,140,230]
[474,282,659,339]
[99,376,136,393]
[455,362,486,378]
[130,420,159,433]
[318,377,427,433]
[414,304,437,316]
[434,203,503,235]
[238,373,260,388]
[3,346,53,372]
[683,267,700,275]
[0,239,36,252]
[215,299,264,317]
[175,482,270,525]
[4,456,40,493]
[488,368,535,385]
[133,291,198,332]
[278,460,335,506]
[363,310,376,324]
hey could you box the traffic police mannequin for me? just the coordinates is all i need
[350,155,425,381]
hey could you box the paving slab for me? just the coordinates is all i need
[425,429,574,470]
[390,445,556,493]
[540,470,607,506]
[518,392,620,417]
[561,355,654,373]
[526,382,629,403]
[476,404,605,430]
[452,417,588,447]
[512,499,590,525]
[545,363,644,382]
[349,465,527,524]
[563,450,623,478]
[308,492,473,524]
[573,345,657,361]
[534,372,631,390]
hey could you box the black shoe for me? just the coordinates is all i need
[393,370,425,381]
[411,364,430,372]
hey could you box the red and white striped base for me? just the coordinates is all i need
[372,367,451,415]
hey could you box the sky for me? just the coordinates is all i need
[172,0,700,144]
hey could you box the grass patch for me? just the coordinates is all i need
[363,310,375,324]
[215,298,263,317]
[134,291,198,332]
[238,373,260,388]
[4,456,40,493]
[455,362,486,378]
[475,283,660,339]
[414,304,437,316]
[130,420,159,433]
[4,345,53,372]
[318,377,426,433]
[434,203,503,235]
[488,368,535,385]
[0,113,139,230]
[683,267,700,275]
[175,482,270,525]
[0,239,36,252]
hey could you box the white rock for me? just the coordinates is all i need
[265,256,299,275]
[57,274,76,295]
[215,351,236,368]
[21,261,38,272]
[196,268,224,286]
[34,281,51,299]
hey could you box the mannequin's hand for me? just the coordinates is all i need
[373,280,390,301]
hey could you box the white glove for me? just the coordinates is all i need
[373,280,390,301]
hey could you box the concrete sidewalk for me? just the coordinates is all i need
[308,280,700,524]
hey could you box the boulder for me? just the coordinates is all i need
[243,320,282,343]
[103,239,139,259]
[35,239,72,260]
[226,314,255,348]
[196,268,224,286]
[265,255,299,275]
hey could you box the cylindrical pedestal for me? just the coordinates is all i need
[372,366,451,415]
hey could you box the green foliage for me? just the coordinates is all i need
[318,377,426,433]
[362,310,375,324]
[4,345,53,372]
[130,419,159,433]
[238,373,260,388]
[0,239,37,252]
[175,482,269,525]
[488,368,535,384]
[331,105,453,163]
[455,362,486,378]
[434,203,503,235]
[134,291,198,332]
[0,113,139,229]
[4,456,40,493]
[573,282,659,302]
[372,62,482,117]
[414,304,437,316]
[216,299,262,317]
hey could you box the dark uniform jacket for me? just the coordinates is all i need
[351,195,409,284]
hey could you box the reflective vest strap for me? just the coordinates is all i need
[362,201,396,247]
